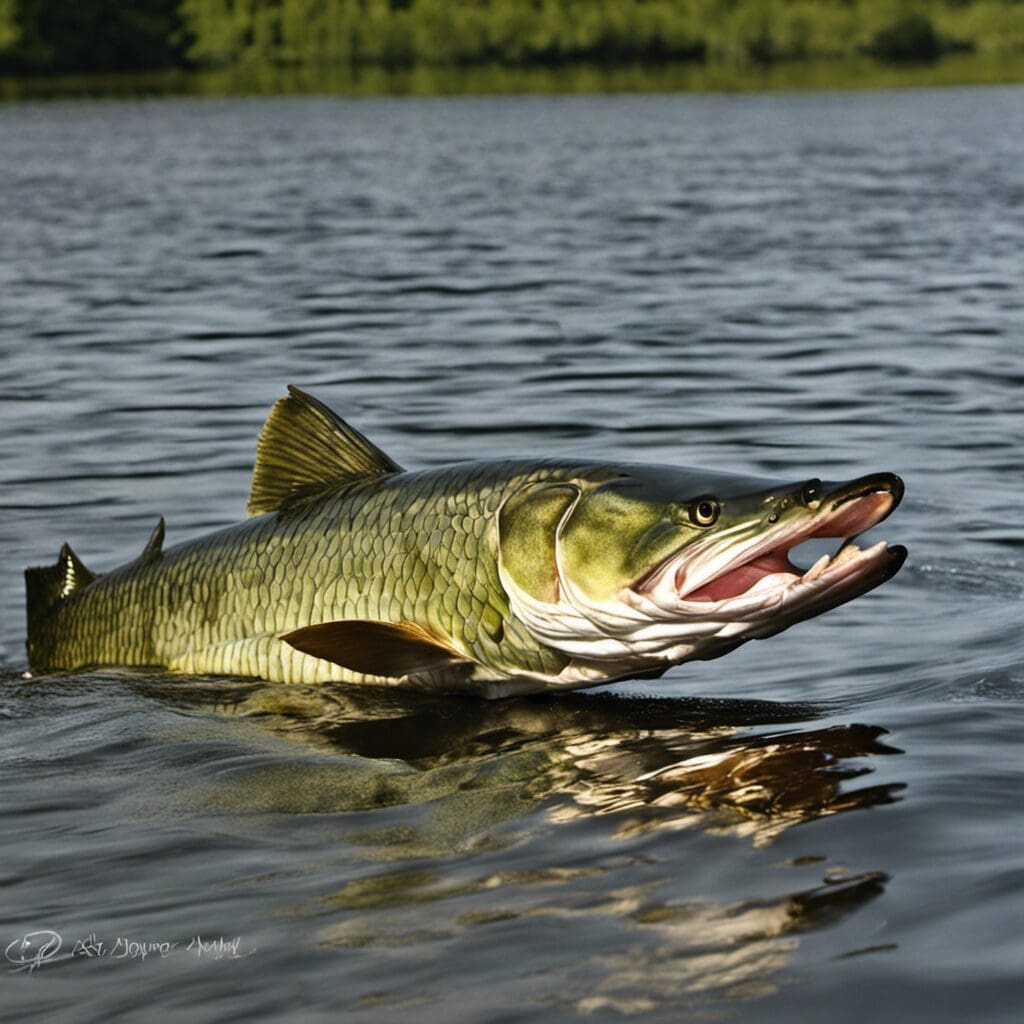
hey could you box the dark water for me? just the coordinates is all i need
[1,87,1022,1022]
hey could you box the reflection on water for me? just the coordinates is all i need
[526,871,888,1014]
[162,680,903,848]
[132,678,900,1013]
[4,664,904,1015]
[313,864,889,1014]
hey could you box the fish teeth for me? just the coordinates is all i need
[803,554,832,582]
[832,542,863,569]
[802,541,869,583]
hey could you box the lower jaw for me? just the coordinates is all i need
[662,548,902,625]
[681,538,897,606]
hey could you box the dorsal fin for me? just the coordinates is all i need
[140,517,165,564]
[247,386,403,516]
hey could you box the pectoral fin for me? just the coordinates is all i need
[280,620,472,679]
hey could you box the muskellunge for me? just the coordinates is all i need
[25,387,906,697]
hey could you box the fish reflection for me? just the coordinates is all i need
[557,718,903,845]
[159,680,904,848]
[310,857,890,1015]
[145,678,903,1016]
[557,870,890,1013]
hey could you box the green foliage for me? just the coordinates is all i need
[2,0,1024,75]
[867,11,942,62]
[0,0,19,52]
[2,0,189,72]
[933,0,1024,54]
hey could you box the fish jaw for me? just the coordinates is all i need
[499,470,906,684]
[632,473,907,641]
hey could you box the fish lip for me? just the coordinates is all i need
[635,472,906,608]
[879,542,909,581]
[824,472,904,517]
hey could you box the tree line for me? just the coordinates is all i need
[1,1,1022,74]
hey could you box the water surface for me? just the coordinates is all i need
[1,87,1022,1022]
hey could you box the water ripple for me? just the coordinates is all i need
[1,86,1022,1024]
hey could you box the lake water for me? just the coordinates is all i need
[1,86,1022,1022]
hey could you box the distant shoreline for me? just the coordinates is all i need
[2,52,1023,102]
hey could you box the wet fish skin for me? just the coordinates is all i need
[27,461,578,693]
[25,387,906,697]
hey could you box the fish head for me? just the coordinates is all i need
[497,464,906,679]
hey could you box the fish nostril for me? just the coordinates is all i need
[802,479,823,507]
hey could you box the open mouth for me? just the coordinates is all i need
[676,475,907,608]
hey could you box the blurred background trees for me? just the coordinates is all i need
[0,0,189,71]
[1,0,1022,75]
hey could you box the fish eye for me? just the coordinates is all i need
[690,498,719,527]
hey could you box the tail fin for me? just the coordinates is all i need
[25,544,95,665]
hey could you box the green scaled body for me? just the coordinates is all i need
[26,387,907,698]
[25,389,585,697]
[28,462,575,693]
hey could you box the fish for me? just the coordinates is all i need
[25,386,907,698]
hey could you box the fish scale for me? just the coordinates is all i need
[24,387,906,698]
[27,454,570,689]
